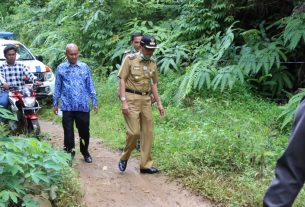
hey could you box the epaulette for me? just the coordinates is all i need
[127,53,137,60]
[123,50,131,55]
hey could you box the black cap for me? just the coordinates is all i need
[3,44,17,56]
[140,35,157,49]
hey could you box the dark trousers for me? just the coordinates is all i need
[263,98,305,207]
[62,111,90,157]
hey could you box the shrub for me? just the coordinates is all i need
[0,137,81,207]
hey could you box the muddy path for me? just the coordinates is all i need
[41,120,213,207]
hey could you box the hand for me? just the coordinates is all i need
[35,80,42,86]
[150,94,156,103]
[121,101,129,115]
[53,106,58,115]
[157,103,165,117]
[93,106,98,113]
[2,83,9,90]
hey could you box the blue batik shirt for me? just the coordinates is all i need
[53,60,98,112]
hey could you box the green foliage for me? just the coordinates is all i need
[267,66,294,97]
[82,79,292,206]
[177,0,234,41]
[0,107,17,121]
[175,24,241,101]
[3,0,304,100]
[4,0,305,205]
[282,13,305,50]
[278,89,305,129]
[90,80,125,148]
[157,44,190,74]
[0,137,81,207]
[241,29,262,46]
[239,41,287,76]
[237,34,294,97]
[211,65,244,91]
[156,89,284,172]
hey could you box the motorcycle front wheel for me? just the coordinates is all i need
[27,119,41,137]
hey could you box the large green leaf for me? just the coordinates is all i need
[0,107,17,121]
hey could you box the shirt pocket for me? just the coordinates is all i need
[148,68,156,78]
[131,66,142,81]
[74,70,87,79]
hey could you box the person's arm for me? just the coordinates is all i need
[0,66,9,90]
[151,83,165,117]
[22,64,36,83]
[118,57,130,115]
[53,67,62,114]
[119,78,129,115]
[86,65,98,113]
[151,66,165,117]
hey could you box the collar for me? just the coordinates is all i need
[140,53,151,62]
[5,61,16,66]
[139,53,156,63]
[131,47,138,54]
[65,60,80,67]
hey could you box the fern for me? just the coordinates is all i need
[211,65,244,92]
[157,44,190,74]
[278,89,305,129]
[239,41,287,76]
[175,66,201,102]
[267,66,294,97]
[193,67,213,90]
[282,13,305,50]
[177,0,234,41]
[175,23,240,100]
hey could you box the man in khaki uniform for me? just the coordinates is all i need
[118,35,165,174]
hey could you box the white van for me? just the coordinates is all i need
[0,33,55,98]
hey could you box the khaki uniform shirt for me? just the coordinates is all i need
[118,53,157,93]
[121,48,138,63]
[122,50,131,62]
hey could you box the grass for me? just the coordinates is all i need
[55,167,83,207]
[40,78,305,207]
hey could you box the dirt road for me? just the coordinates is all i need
[41,120,213,207]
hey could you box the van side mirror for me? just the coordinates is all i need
[35,55,43,62]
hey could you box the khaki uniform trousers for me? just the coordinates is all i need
[120,93,154,169]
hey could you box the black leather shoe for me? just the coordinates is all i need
[84,155,93,163]
[118,159,128,172]
[140,167,160,174]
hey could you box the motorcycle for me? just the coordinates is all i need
[4,84,41,136]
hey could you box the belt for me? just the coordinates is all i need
[126,88,150,96]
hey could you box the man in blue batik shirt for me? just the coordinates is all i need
[53,43,98,163]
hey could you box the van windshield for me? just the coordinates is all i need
[0,44,35,61]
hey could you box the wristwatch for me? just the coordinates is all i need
[120,97,126,102]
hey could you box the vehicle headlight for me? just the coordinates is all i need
[22,97,36,107]
[45,72,54,81]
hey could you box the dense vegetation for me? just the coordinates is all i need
[2,0,305,206]
[0,132,82,207]
[2,0,305,103]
